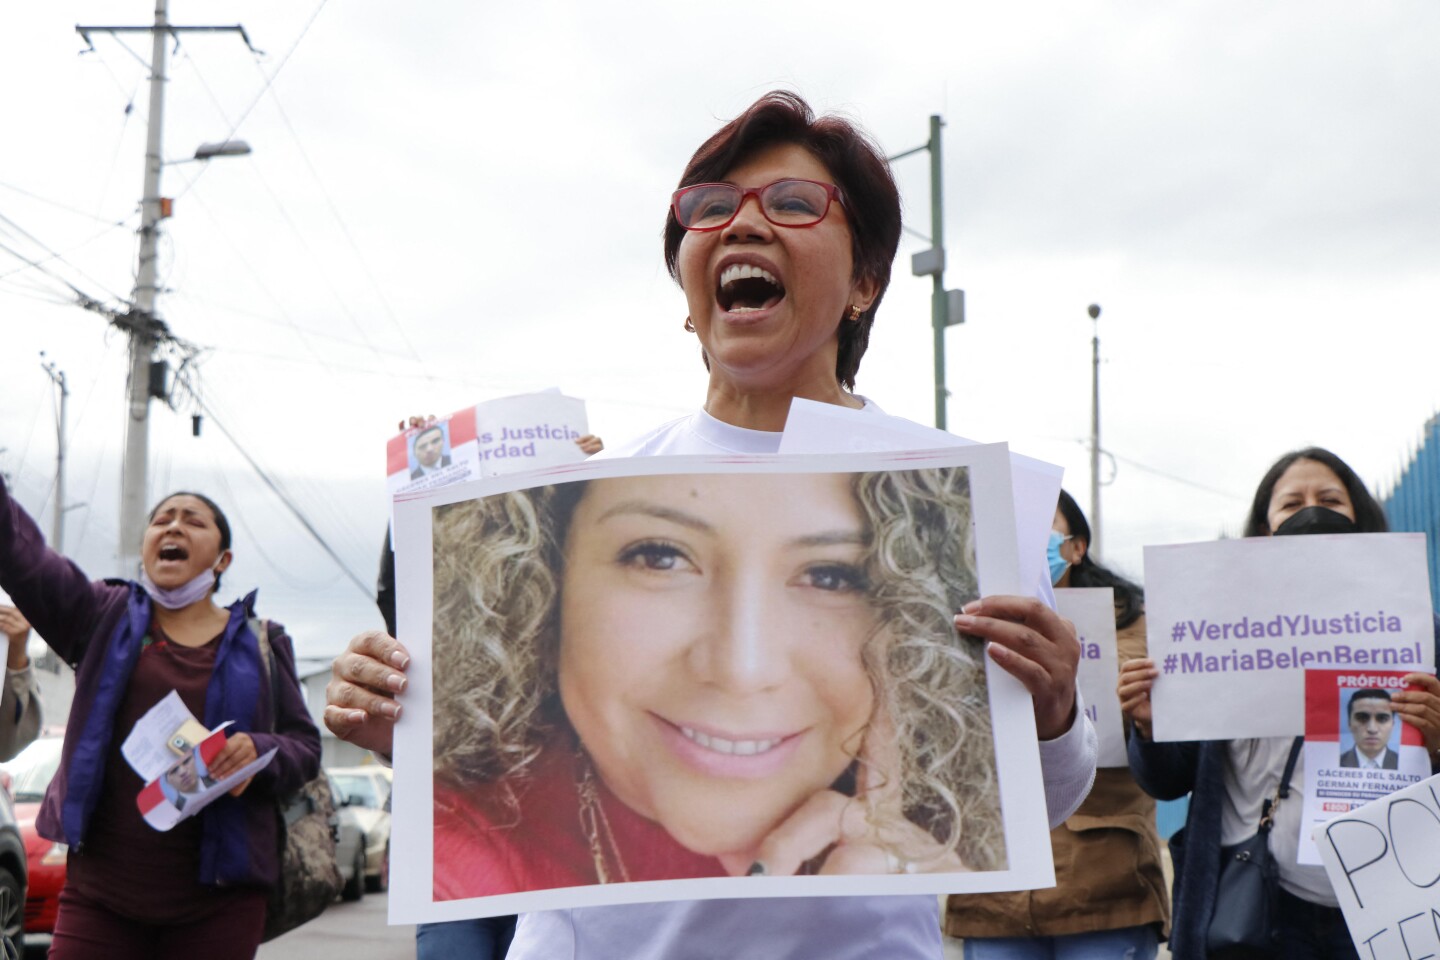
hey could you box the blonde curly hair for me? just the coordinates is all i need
[431,468,1004,871]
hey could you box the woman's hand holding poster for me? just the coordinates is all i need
[387,444,1059,922]
[1142,534,1433,740]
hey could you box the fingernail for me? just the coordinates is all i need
[962,600,981,614]
[746,862,767,876]
[387,674,407,693]
[390,651,410,670]
[348,710,366,724]
[954,614,976,630]
[379,701,400,719]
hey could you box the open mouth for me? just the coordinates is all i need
[678,725,785,757]
[158,543,189,562]
[716,263,785,314]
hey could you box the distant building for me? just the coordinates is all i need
[1382,413,1440,611]
[295,658,379,769]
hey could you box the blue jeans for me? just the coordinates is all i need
[962,925,1160,960]
[416,917,517,960]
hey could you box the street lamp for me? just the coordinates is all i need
[193,139,252,161]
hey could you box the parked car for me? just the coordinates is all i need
[0,737,54,949]
[327,772,368,903]
[328,766,391,892]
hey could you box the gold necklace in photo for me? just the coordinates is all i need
[576,750,631,884]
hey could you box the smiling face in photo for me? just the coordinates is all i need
[557,473,881,866]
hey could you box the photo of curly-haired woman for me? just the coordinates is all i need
[424,463,1008,901]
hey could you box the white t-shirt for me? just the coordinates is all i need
[1221,737,1338,907]
[507,404,1098,960]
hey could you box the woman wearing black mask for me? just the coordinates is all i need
[1118,447,1440,960]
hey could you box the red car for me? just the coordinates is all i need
[3,736,65,936]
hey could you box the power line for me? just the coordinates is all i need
[260,78,422,363]
[0,209,129,303]
[194,396,374,602]
[175,0,331,201]
[0,235,121,317]
[1093,444,1247,502]
[0,217,136,284]
[169,290,392,354]
[0,181,134,227]
[160,181,338,377]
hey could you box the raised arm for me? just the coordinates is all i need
[0,477,105,666]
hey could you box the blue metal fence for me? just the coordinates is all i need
[1381,413,1440,611]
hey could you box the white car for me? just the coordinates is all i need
[328,766,391,892]
[326,773,368,903]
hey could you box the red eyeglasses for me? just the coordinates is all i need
[671,179,845,232]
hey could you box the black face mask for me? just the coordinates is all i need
[1273,505,1357,537]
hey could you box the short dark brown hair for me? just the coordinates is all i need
[663,91,902,390]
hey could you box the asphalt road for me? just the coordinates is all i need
[258,892,415,960]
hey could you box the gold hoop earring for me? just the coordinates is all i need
[848,304,863,322]
[684,317,696,333]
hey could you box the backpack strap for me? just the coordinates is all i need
[248,616,278,735]
[1260,735,1305,829]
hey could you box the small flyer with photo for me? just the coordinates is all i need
[386,407,483,507]
[125,691,276,832]
[386,390,591,530]
[1297,668,1430,864]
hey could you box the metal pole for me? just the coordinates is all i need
[929,115,947,431]
[1088,304,1101,554]
[41,358,68,553]
[54,372,68,554]
[119,0,169,577]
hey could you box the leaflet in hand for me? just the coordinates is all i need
[385,390,590,525]
[123,691,276,832]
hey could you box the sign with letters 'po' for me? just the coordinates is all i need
[1316,772,1440,959]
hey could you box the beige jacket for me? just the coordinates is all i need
[944,616,1170,940]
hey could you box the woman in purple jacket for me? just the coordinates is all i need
[0,480,322,960]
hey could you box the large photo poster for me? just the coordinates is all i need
[388,444,1056,922]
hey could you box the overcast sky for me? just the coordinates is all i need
[3,1,1439,659]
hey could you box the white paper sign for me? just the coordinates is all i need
[1315,772,1440,959]
[1143,534,1434,740]
[389,445,1056,923]
[122,691,277,832]
[386,390,591,532]
[122,691,210,781]
[778,398,1064,598]
[1056,588,1125,768]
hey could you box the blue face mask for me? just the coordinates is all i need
[1047,530,1070,585]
